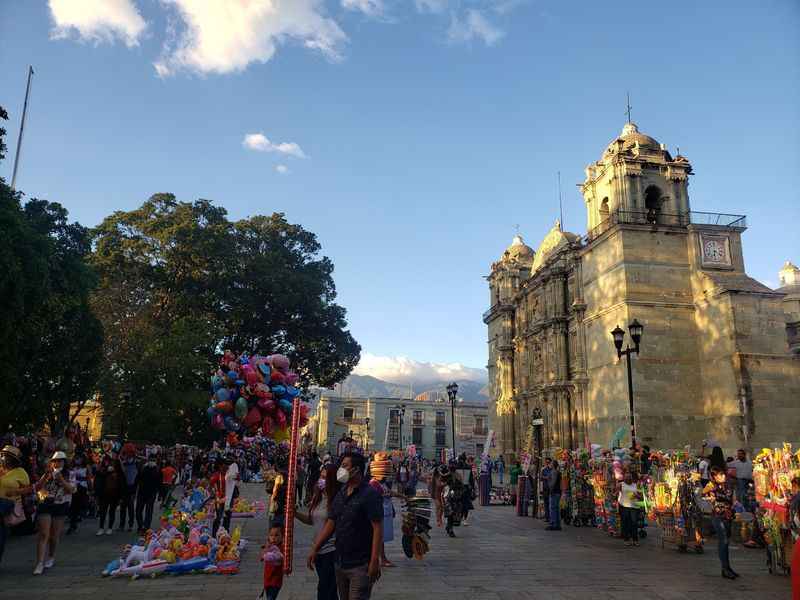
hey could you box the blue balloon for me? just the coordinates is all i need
[258,363,270,377]
[229,387,240,401]
[206,406,217,419]
[216,388,229,402]
[286,385,300,398]
[211,375,223,391]
[271,384,287,398]
[227,370,238,381]
[278,399,293,413]
[223,416,239,432]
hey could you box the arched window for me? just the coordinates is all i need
[599,197,609,225]
[644,185,663,223]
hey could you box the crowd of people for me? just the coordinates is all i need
[0,428,201,575]
[519,440,800,584]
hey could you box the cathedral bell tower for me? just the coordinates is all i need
[484,234,534,459]
[581,122,693,232]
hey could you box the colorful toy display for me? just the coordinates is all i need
[753,443,799,574]
[101,481,247,580]
[207,351,310,442]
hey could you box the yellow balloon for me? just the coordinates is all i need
[273,428,290,443]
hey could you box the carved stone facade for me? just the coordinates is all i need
[485,122,800,457]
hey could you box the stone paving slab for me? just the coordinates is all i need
[0,483,792,599]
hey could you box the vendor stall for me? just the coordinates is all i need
[753,443,799,575]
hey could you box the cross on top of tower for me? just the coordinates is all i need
[625,92,633,124]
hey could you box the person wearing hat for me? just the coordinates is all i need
[0,445,32,564]
[32,451,76,575]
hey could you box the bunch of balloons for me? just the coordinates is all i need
[207,350,310,442]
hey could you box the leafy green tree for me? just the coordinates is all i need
[0,107,103,434]
[91,194,359,443]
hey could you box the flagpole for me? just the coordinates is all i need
[11,66,34,190]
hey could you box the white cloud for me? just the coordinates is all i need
[243,133,307,158]
[448,9,504,46]
[275,164,290,174]
[49,0,146,47]
[414,0,448,13]
[353,353,487,384]
[342,0,384,17]
[154,0,347,76]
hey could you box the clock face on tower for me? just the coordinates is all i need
[700,235,732,267]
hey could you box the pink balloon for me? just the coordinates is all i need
[285,372,299,386]
[257,398,275,413]
[212,414,225,430]
[269,354,290,371]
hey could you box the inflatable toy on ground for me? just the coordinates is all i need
[101,483,247,580]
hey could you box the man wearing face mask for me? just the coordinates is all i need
[307,452,383,600]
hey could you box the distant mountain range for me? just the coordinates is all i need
[316,373,489,404]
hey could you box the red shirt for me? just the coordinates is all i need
[210,472,225,500]
[263,562,283,588]
[161,466,177,485]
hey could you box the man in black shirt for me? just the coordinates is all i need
[308,452,383,600]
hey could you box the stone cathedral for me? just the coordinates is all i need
[484,121,800,457]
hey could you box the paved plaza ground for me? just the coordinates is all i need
[0,483,791,600]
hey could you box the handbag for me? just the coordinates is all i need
[4,499,25,527]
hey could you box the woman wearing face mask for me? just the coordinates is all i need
[32,451,76,575]
[295,465,341,600]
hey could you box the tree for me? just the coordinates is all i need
[0,106,103,434]
[225,214,360,386]
[91,194,360,443]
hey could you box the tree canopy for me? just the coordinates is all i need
[91,194,360,444]
[0,107,103,434]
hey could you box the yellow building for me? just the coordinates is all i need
[70,398,104,441]
[485,121,800,457]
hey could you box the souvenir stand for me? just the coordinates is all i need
[589,454,620,537]
[567,449,595,527]
[753,444,799,575]
[649,452,704,554]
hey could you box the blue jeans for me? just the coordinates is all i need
[711,517,731,570]
[549,493,561,528]
[736,479,752,511]
[315,551,338,600]
[0,497,14,563]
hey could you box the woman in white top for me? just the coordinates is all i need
[33,451,77,575]
[295,464,341,600]
[618,471,642,547]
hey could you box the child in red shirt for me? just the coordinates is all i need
[260,525,284,600]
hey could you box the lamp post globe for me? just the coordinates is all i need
[628,318,644,350]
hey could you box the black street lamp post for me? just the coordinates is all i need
[394,404,406,449]
[531,406,544,517]
[446,382,459,458]
[365,417,370,452]
[611,319,644,449]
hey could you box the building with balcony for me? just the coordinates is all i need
[312,394,489,459]
[485,121,800,458]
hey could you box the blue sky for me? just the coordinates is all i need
[1,1,798,378]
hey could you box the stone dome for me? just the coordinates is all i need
[609,122,661,152]
[505,234,534,260]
